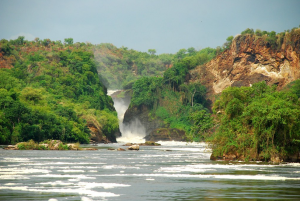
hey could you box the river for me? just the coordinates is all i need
[1,142,300,200]
[1,90,300,200]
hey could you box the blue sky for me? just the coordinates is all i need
[0,0,299,54]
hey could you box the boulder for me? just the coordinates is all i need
[4,145,17,150]
[128,145,139,150]
[117,148,126,151]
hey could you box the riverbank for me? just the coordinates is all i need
[2,140,162,151]
[3,140,97,151]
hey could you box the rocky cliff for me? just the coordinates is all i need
[190,29,300,97]
[124,29,300,142]
[123,104,163,136]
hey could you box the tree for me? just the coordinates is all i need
[189,109,213,140]
[180,83,206,107]
[223,36,233,49]
[175,48,187,60]
[148,49,156,55]
[241,28,254,35]
[187,47,196,55]
[255,29,262,36]
[17,36,25,45]
[211,82,300,162]
[42,39,51,47]
[64,38,74,45]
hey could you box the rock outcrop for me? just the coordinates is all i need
[85,116,118,143]
[128,145,139,150]
[123,105,163,136]
[190,29,300,98]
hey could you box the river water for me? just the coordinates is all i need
[1,142,300,200]
[1,91,300,200]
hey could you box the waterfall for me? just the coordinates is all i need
[108,90,146,143]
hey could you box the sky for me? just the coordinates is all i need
[0,0,299,54]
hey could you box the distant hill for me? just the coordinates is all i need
[93,43,173,89]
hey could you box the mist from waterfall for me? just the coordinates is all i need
[107,90,146,143]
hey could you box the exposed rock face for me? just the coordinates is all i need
[123,104,187,141]
[145,128,186,142]
[123,105,163,136]
[190,30,300,97]
[86,118,118,143]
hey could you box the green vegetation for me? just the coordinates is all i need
[1,25,299,162]
[129,47,217,141]
[93,43,170,89]
[238,27,300,50]
[127,25,300,161]
[93,43,217,89]
[16,139,81,150]
[0,37,119,145]
[210,82,300,161]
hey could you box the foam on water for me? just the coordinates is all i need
[108,90,147,143]
[0,186,120,198]
[34,174,96,180]
[1,157,31,162]
[0,175,30,180]
[117,135,145,144]
[39,181,74,186]
[1,141,300,200]
[4,183,18,186]
[157,141,207,146]
[78,182,130,189]
[58,170,85,173]
[102,165,140,170]
[92,173,300,181]
[155,163,278,173]
[0,168,51,174]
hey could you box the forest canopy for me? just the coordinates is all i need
[0,37,118,144]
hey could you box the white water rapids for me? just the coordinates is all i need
[107,90,146,143]
[1,141,300,200]
[1,90,300,200]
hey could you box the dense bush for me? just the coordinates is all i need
[210,82,300,161]
[240,27,300,50]
[129,48,216,141]
[0,37,118,144]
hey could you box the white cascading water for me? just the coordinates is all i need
[107,90,146,143]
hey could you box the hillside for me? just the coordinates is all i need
[123,27,300,162]
[93,43,173,89]
[190,28,300,98]
[123,48,217,141]
[0,37,119,144]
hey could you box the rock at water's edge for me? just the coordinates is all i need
[128,145,139,150]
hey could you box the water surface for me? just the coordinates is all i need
[1,142,300,200]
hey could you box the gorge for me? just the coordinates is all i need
[1,27,300,162]
[1,27,300,200]
[108,90,146,143]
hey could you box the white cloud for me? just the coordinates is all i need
[10,32,35,41]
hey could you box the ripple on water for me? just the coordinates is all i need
[1,142,300,200]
